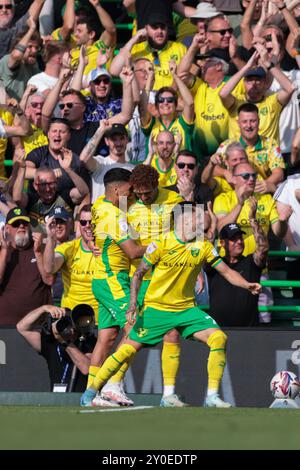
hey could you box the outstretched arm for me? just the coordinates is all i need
[89,0,117,47]
[214,260,262,294]
[126,259,151,325]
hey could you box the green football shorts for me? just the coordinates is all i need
[92,273,130,330]
[129,305,219,345]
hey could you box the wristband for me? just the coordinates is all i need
[14,44,26,54]
[278,4,286,11]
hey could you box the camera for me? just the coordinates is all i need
[43,304,95,340]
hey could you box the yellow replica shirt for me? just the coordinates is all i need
[142,115,194,155]
[213,190,279,255]
[0,108,13,177]
[217,136,285,179]
[173,13,197,42]
[128,187,183,278]
[92,196,131,280]
[21,125,48,156]
[228,93,282,145]
[131,40,187,90]
[143,232,222,311]
[51,28,77,48]
[55,238,99,320]
[151,156,177,188]
[193,77,231,159]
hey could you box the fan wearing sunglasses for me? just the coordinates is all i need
[43,204,99,324]
[0,206,53,326]
[140,62,195,156]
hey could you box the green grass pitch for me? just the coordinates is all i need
[1,406,300,450]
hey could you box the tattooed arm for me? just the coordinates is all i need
[126,259,151,325]
[79,120,111,172]
[248,196,269,268]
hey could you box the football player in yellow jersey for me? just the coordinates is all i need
[109,16,186,90]
[81,201,261,407]
[219,50,294,145]
[85,168,146,407]
[128,164,187,407]
[144,130,178,188]
[140,63,194,155]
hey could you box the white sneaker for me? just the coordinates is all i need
[92,392,120,407]
[204,393,232,408]
[101,389,134,406]
[160,394,188,408]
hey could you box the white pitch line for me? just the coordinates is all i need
[80,405,155,414]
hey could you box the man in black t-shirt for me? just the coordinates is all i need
[206,198,268,326]
[17,304,96,392]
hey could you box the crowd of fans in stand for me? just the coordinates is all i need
[1,0,300,341]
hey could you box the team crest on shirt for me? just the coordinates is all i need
[137,328,148,338]
[190,248,200,257]
[170,54,178,61]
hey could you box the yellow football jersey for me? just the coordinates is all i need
[0,108,13,177]
[22,125,48,156]
[217,136,285,180]
[193,77,231,159]
[55,238,99,320]
[142,115,194,155]
[151,156,177,188]
[71,39,111,76]
[213,190,279,255]
[143,232,222,311]
[228,93,282,145]
[128,187,183,278]
[92,196,131,279]
[131,40,187,90]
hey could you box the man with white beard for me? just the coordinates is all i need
[0,207,53,325]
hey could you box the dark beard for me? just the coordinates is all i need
[148,36,168,51]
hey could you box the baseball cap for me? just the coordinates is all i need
[219,223,246,240]
[87,67,111,84]
[202,48,231,63]
[147,13,169,26]
[244,66,266,79]
[49,206,71,222]
[105,123,128,138]
[6,207,30,225]
[190,2,220,19]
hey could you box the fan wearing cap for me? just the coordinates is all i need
[176,1,220,47]
[16,302,96,392]
[219,48,295,145]
[205,211,268,327]
[80,122,134,202]
[0,207,52,326]
[109,13,187,91]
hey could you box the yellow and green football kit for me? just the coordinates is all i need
[228,93,282,145]
[55,237,99,321]
[131,40,187,90]
[0,108,13,177]
[213,190,279,256]
[151,156,177,188]
[217,136,285,180]
[142,115,194,156]
[92,196,131,329]
[129,233,221,345]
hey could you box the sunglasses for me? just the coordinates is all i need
[30,102,43,108]
[53,218,67,225]
[208,28,233,36]
[79,220,92,226]
[36,181,56,189]
[235,172,257,180]
[11,220,29,228]
[0,4,13,9]
[93,77,110,85]
[177,163,196,170]
[58,102,74,110]
[157,97,176,104]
